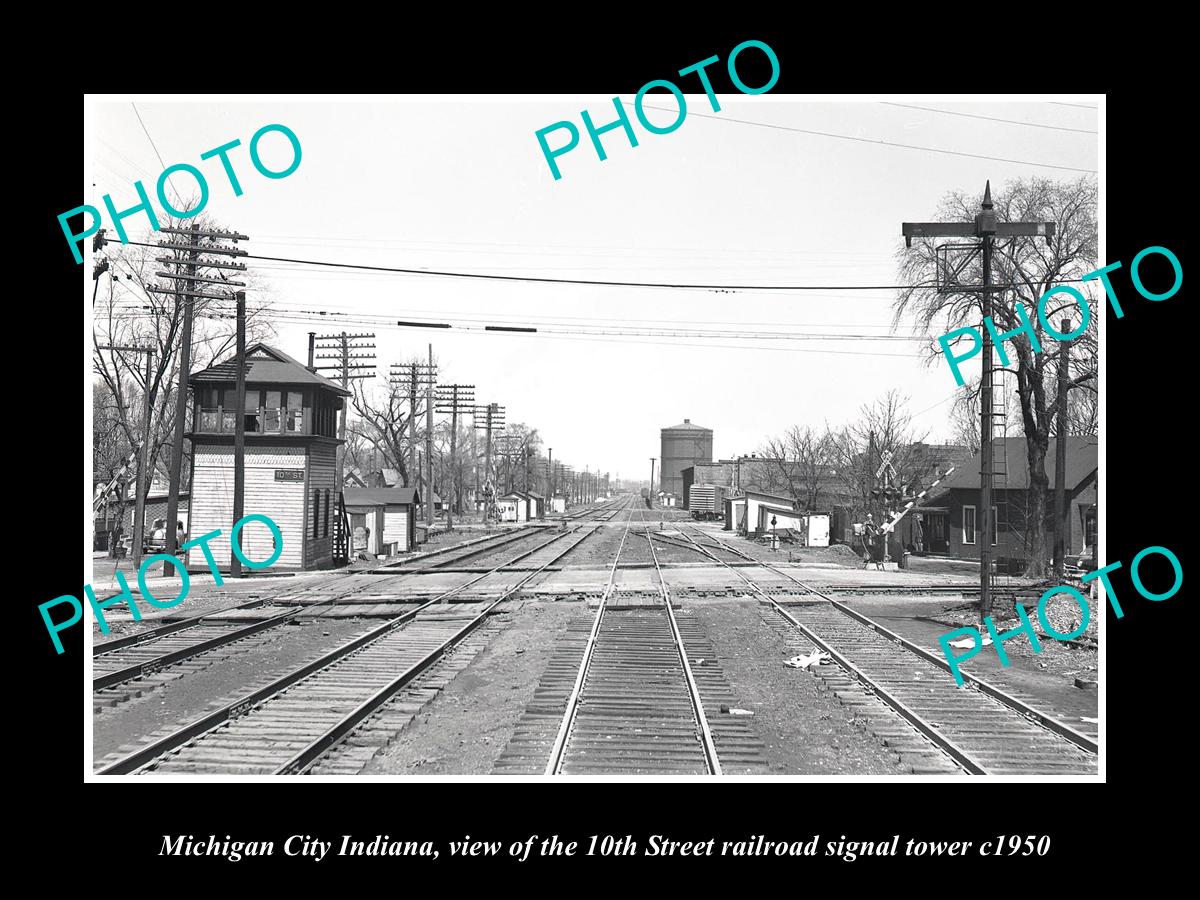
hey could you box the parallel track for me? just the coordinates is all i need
[505,503,761,775]
[678,526,1097,775]
[96,525,602,775]
[93,524,575,696]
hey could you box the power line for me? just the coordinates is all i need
[110,296,912,331]
[130,102,183,204]
[880,103,1097,134]
[112,240,1087,292]
[110,308,920,358]
[1049,102,1099,110]
[641,105,1097,174]
[248,232,899,258]
[122,298,933,341]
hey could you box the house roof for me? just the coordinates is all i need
[929,437,1098,497]
[744,489,798,506]
[190,343,352,396]
[343,487,420,507]
[526,491,545,500]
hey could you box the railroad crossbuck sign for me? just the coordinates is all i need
[875,450,896,481]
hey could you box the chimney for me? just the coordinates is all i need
[306,332,316,372]
[684,418,691,424]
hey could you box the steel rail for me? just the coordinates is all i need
[95,526,585,776]
[91,567,357,656]
[92,567,421,689]
[93,597,270,657]
[276,525,603,774]
[689,527,1098,756]
[377,524,539,569]
[376,524,545,572]
[94,527,542,656]
[543,506,635,775]
[674,528,985,774]
[643,529,722,775]
[94,526,566,690]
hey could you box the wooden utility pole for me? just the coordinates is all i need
[231,291,246,578]
[409,365,418,485]
[425,344,435,526]
[435,383,476,530]
[313,332,375,486]
[1053,317,1071,579]
[163,224,199,576]
[389,361,436,489]
[903,182,1055,622]
[473,403,505,522]
[649,458,656,506]
[150,224,249,576]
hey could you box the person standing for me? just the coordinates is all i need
[862,514,879,564]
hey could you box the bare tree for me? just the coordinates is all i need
[759,425,836,511]
[828,391,931,523]
[92,209,275,525]
[499,424,541,493]
[948,378,1025,455]
[350,370,420,489]
[895,175,1098,575]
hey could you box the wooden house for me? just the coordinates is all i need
[918,437,1098,568]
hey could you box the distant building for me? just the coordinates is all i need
[660,419,712,500]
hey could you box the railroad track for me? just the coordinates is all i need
[93,525,571,701]
[95,524,599,775]
[495,507,767,775]
[677,525,1098,776]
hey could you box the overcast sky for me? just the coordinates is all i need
[88,96,1099,484]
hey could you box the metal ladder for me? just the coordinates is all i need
[333,493,349,565]
[990,358,1013,582]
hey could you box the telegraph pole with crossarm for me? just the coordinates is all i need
[435,383,476,529]
[149,225,248,576]
[314,332,376,489]
[389,361,437,489]
[473,403,505,522]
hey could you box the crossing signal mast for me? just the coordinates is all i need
[903,181,1056,622]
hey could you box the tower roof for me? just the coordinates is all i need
[189,343,352,396]
[662,419,710,431]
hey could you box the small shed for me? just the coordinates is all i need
[526,490,545,519]
[342,486,421,554]
[498,492,526,523]
[342,490,385,557]
[744,490,798,534]
[725,496,747,533]
[551,495,567,514]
